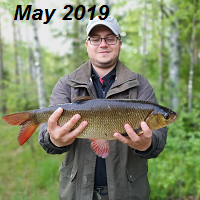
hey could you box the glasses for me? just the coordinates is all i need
[87,36,120,45]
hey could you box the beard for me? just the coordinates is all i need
[89,51,120,69]
[90,57,118,69]
[87,43,122,69]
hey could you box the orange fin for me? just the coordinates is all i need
[2,111,31,126]
[2,111,39,146]
[91,139,109,158]
[18,121,38,145]
[72,96,94,103]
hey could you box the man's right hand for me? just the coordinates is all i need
[47,107,88,147]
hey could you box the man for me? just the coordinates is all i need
[39,16,167,200]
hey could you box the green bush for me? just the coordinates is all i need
[149,103,200,199]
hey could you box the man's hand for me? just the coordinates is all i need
[47,107,88,147]
[113,122,152,151]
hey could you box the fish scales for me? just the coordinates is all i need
[2,98,177,157]
[32,99,155,140]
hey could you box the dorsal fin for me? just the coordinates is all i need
[72,96,94,104]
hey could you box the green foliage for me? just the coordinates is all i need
[149,101,200,199]
[2,80,38,112]
[114,0,200,199]
[0,120,64,200]
[0,0,200,199]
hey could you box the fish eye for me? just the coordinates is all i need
[164,113,169,120]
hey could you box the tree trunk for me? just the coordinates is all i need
[25,23,36,82]
[158,0,164,102]
[70,0,81,70]
[16,21,25,86]
[142,0,147,76]
[0,11,6,116]
[29,48,36,82]
[13,20,20,84]
[169,5,180,110]
[187,0,197,113]
[31,1,46,109]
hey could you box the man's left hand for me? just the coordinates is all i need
[113,122,152,151]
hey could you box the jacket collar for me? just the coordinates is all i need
[69,59,139,86]
[69,60,92,84]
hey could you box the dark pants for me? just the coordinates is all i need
[93,186,109,200]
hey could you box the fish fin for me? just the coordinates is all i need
[121,128,143,137]
[91,139,109,158]
[2,111,39,145]
[18,121,38,145]
[72,96,94,104]
[121,132,128,137]
[134,128,144,135]
[2,111,31,126]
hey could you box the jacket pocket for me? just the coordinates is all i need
[126,161,150,200]
[59,164,78,200]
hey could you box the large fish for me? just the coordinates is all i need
[2,97,177,158]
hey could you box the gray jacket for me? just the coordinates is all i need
[39,60,167,200]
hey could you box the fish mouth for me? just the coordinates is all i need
[172,113,177,122]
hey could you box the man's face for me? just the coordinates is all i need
[86,25,122,69]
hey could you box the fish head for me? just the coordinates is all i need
[158,109,177,126]
[146,108,177,130]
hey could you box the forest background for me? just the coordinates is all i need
[0,0,200,199]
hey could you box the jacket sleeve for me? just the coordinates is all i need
[38,75,72,154]
[133,74,168,159]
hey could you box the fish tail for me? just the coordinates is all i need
[2,111,38,146]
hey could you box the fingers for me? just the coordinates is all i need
[141,122,152,139]
[48,107,63,130]
[114,122,152,151]
[124,124,139,141]
[47,107,88,147]
[113,124,138,144]
[61,116,88,138]
[113,132,130,144]
[48,107,84,135]
[60,114,81,133]
[123,122,152,140]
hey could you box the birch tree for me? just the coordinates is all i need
[13,20,20,84]
[31,1,46,108]
[158,0,165,102]
[187,0,197,113]
[0,11,6,116]
[168,5,180,110]
[141,0,147,76]
[70,0,92,70]
[28,48,36,82]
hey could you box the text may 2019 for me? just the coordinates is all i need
[13,5,110,24]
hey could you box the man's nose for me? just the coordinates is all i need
[99,38,108,47]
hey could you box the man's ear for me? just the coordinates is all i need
[119,40,122,52]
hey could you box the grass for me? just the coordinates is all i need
[0,120,64,200]
[1,118,200,200]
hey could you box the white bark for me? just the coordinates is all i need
[158,0,164,102]
[16,21,25,83]
[169,5,179,110]
[13,21,20,84]
[0,12,6,115]
[187,4,196,113]
[31,1,46,108]
[142,0,147,76]
[29,48,36,82]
